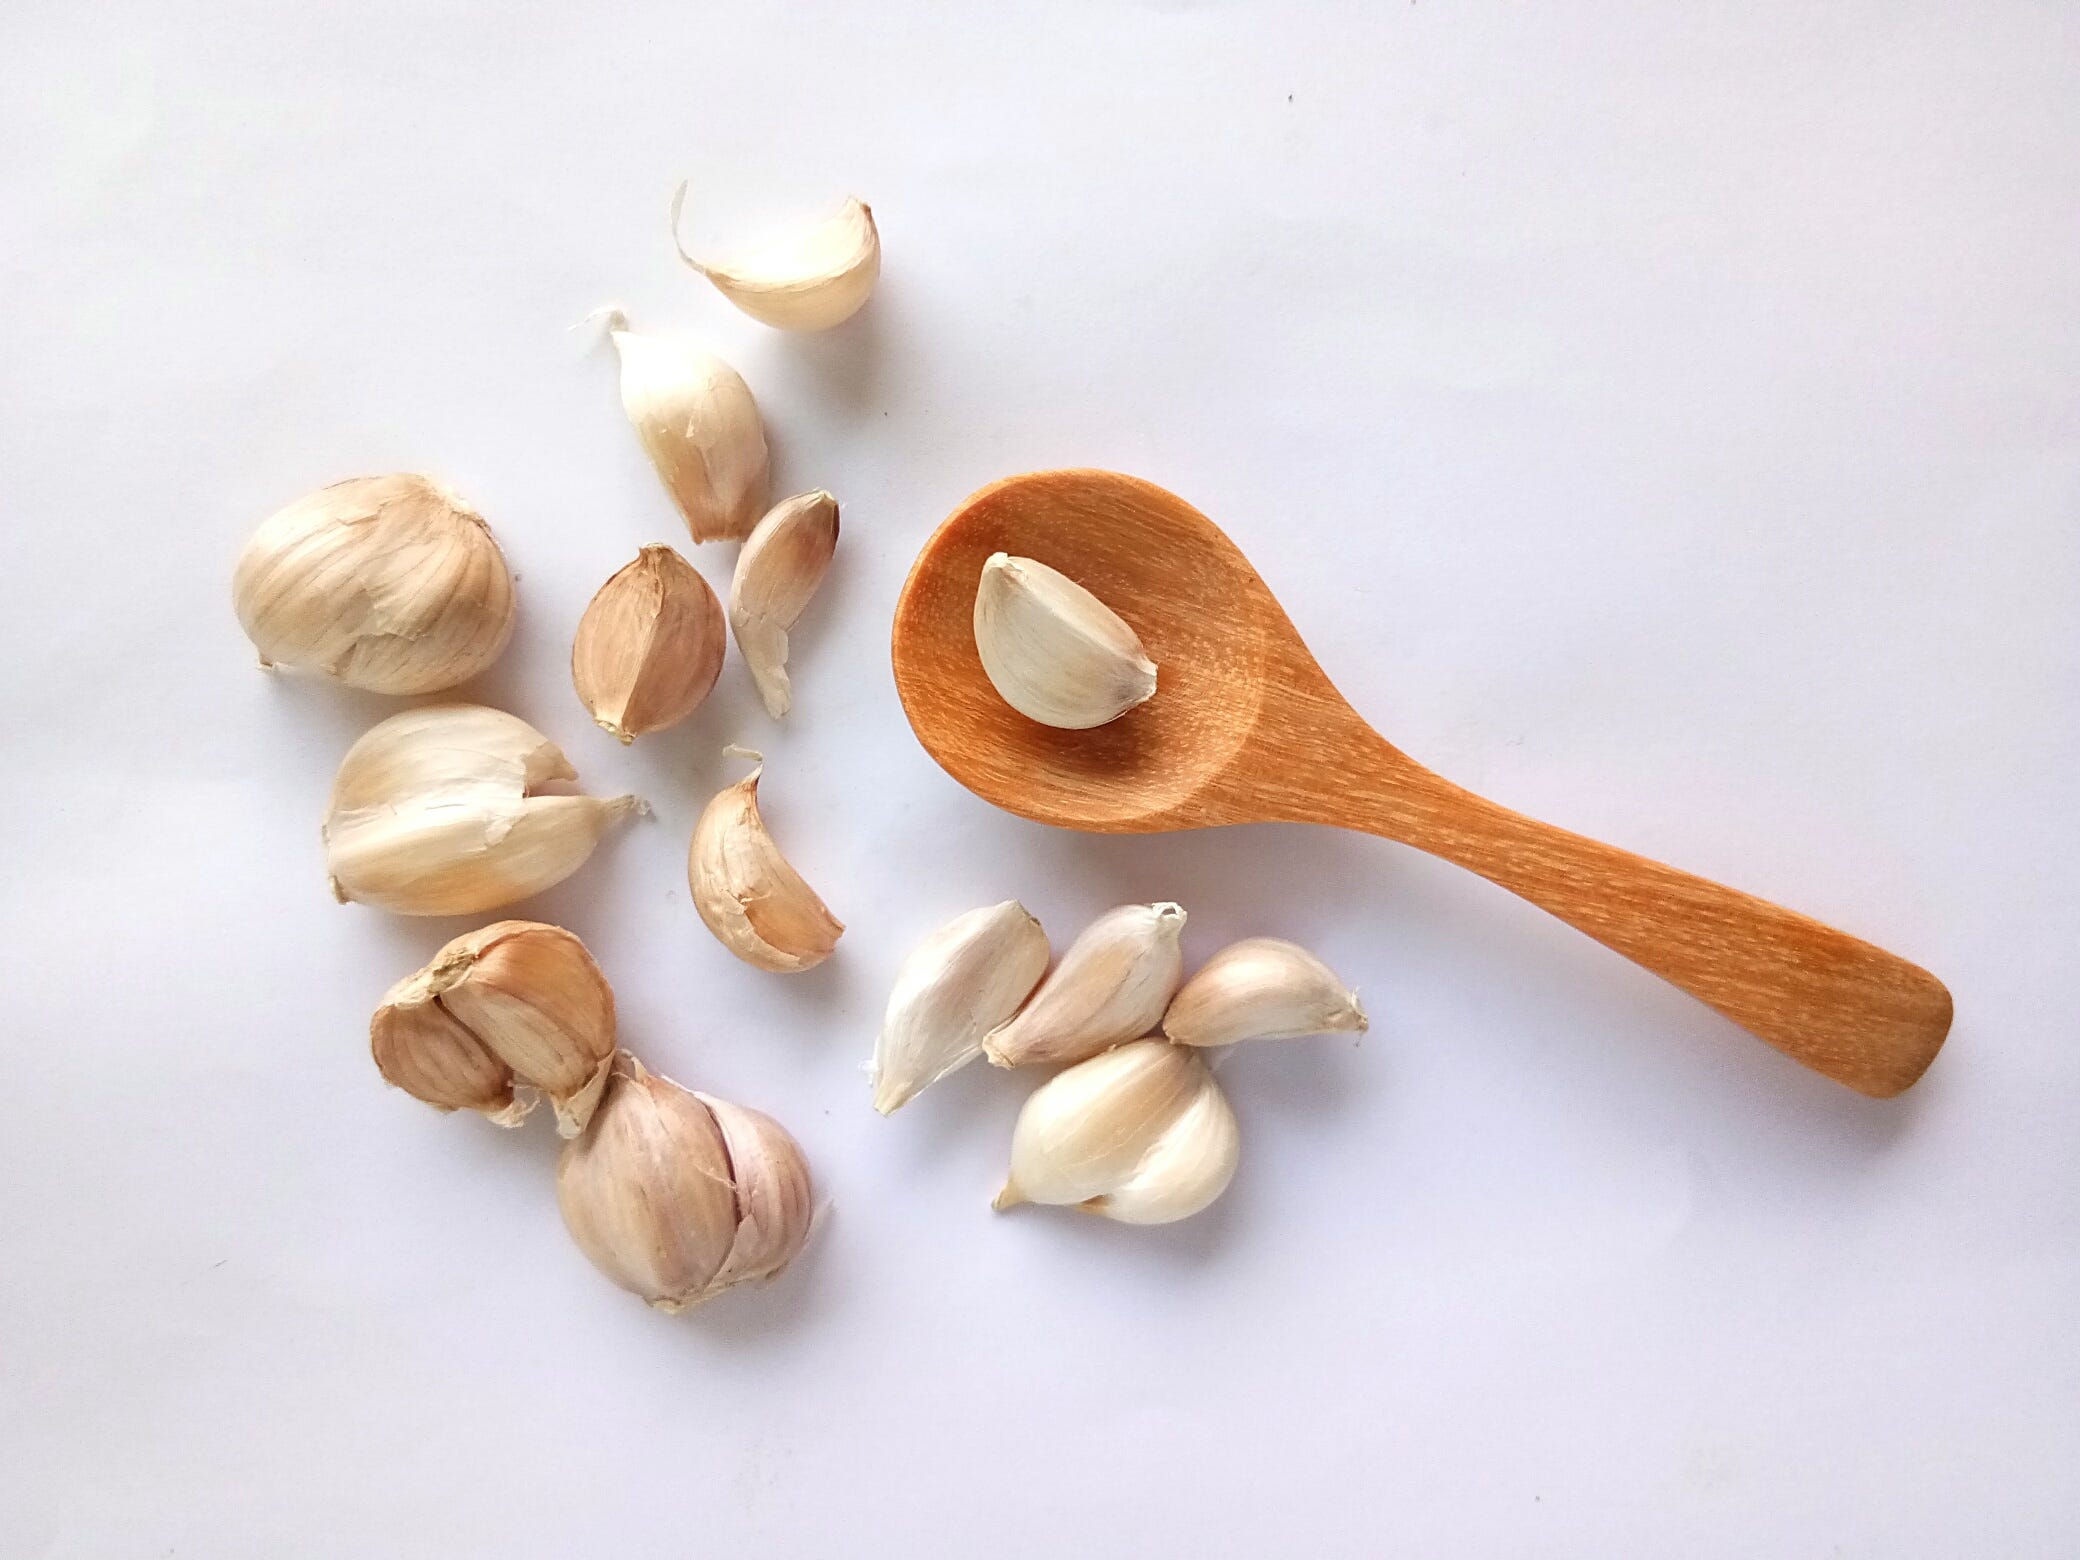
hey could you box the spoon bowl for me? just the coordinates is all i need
[894,469,1952,1098]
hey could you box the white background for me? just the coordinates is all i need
[2,2,2075,1555]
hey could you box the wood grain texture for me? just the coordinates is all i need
[892,470,1952,1098]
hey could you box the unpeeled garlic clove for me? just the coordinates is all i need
[572,545,726,742]
[870,901,1050,1115]
[232,473,515,694]
[729,491,839,719]
[688,751,843,972]
[983,902,1185,1069]
[556,1055,814,1311]
[994,1039,1238,1225]
[973,553,1156,729]
[371,921,617,1136]
[670,183,880,333]
[324,704,641,916]
[1162,937,1367,1047]
[598,309,769,542]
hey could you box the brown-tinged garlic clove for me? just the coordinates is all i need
[573,545,727,742]
[232,473,516,694]
[687,751,842,973]
[728,491,839,720]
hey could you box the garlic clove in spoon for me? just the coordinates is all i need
[688,750,843,972]
[983,902,1185,1069]
[232,473,515,694]
[670,183,880,333]
[973,553,1156,729]
[598,309,769,542]
[870,900,1050,1114]
[1162,937,1367,1047]
[572,545,727,742]
[371,921,617,1136]
[729,491,839,720]
[994,1039,1238,1225]
[323,704,641,916]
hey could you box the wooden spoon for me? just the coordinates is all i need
[891,469,1951,1098]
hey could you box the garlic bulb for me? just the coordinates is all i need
[973,553,1156,728]
[572,545,726,742]
[324,704,641,916]
[994,1040,1238,1225]
[729,491,839,719]
[670,183,880,332]
[1163,937,1367,1047]
[371,921,616,1136]
[599,309,769,542]
[232,473,515,694]
[557,1056,813,1311]
[984,902,1186,1069]
[871,901,1050,1114]
[688,751,843,972]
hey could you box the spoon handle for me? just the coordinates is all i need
[1308,737,1951,1096]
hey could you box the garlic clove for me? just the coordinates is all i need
[572,545,727,742]
[688,751,843,972]
[670,183,880,333]
[324,705,641,916]
[694,1092,814,1292]
[728,491,839,719]
[232,473,516,694]
[599,310,770,542]
[370,989,525,1124]
[556,1057,740,1310]
[994,1039,1238,1225]
[972,553,1157,729]
[1162,937,1367,1047]
[1084,1072,1239,1225]
[871,900,1050,1114]
[983,902,1185,1069]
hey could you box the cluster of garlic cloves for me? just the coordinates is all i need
[995,1040,1238,1225]
[323,704,641,916]
[572,545,726,741]
[973,553,1156,729]
[689,751,843,972]
[599,309,770,542]
[671,183,881,333]
[372,921,617,1136]
[557,1054,813,1311]
[233,473,516,694]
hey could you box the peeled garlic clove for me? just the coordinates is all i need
[1162,937,1367,1047]
[600,309,769,542]
[371,921,617,1136]
[994,1039,1237,1225]
[671,183,880,333]
[973,553,1156,729]
[572,545,726,742]
[871,901,1049,1115]
[232,473,515,694]
[324,704,641,916]
[556,1057,739,1310]
[983,902,1185,1069]
[688,752,843,972]
[695,1092,814,1292]
[728,491,839,720]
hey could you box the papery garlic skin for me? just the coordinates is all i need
[871,901,1049,1115]
[371,921,617,1136]
[1162,937,1367,1047]
[557,1056,813,1311]
[601,310,769,542]
[572,545,726,742]
[688,753,843,972]
[973,553,1156,729]
[672,184,880,332]
[983,902,1185,1069]
[324,704,640,916]
[994,1040,1238,1225]
[729,491,839,719]
[233,473,515,694]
